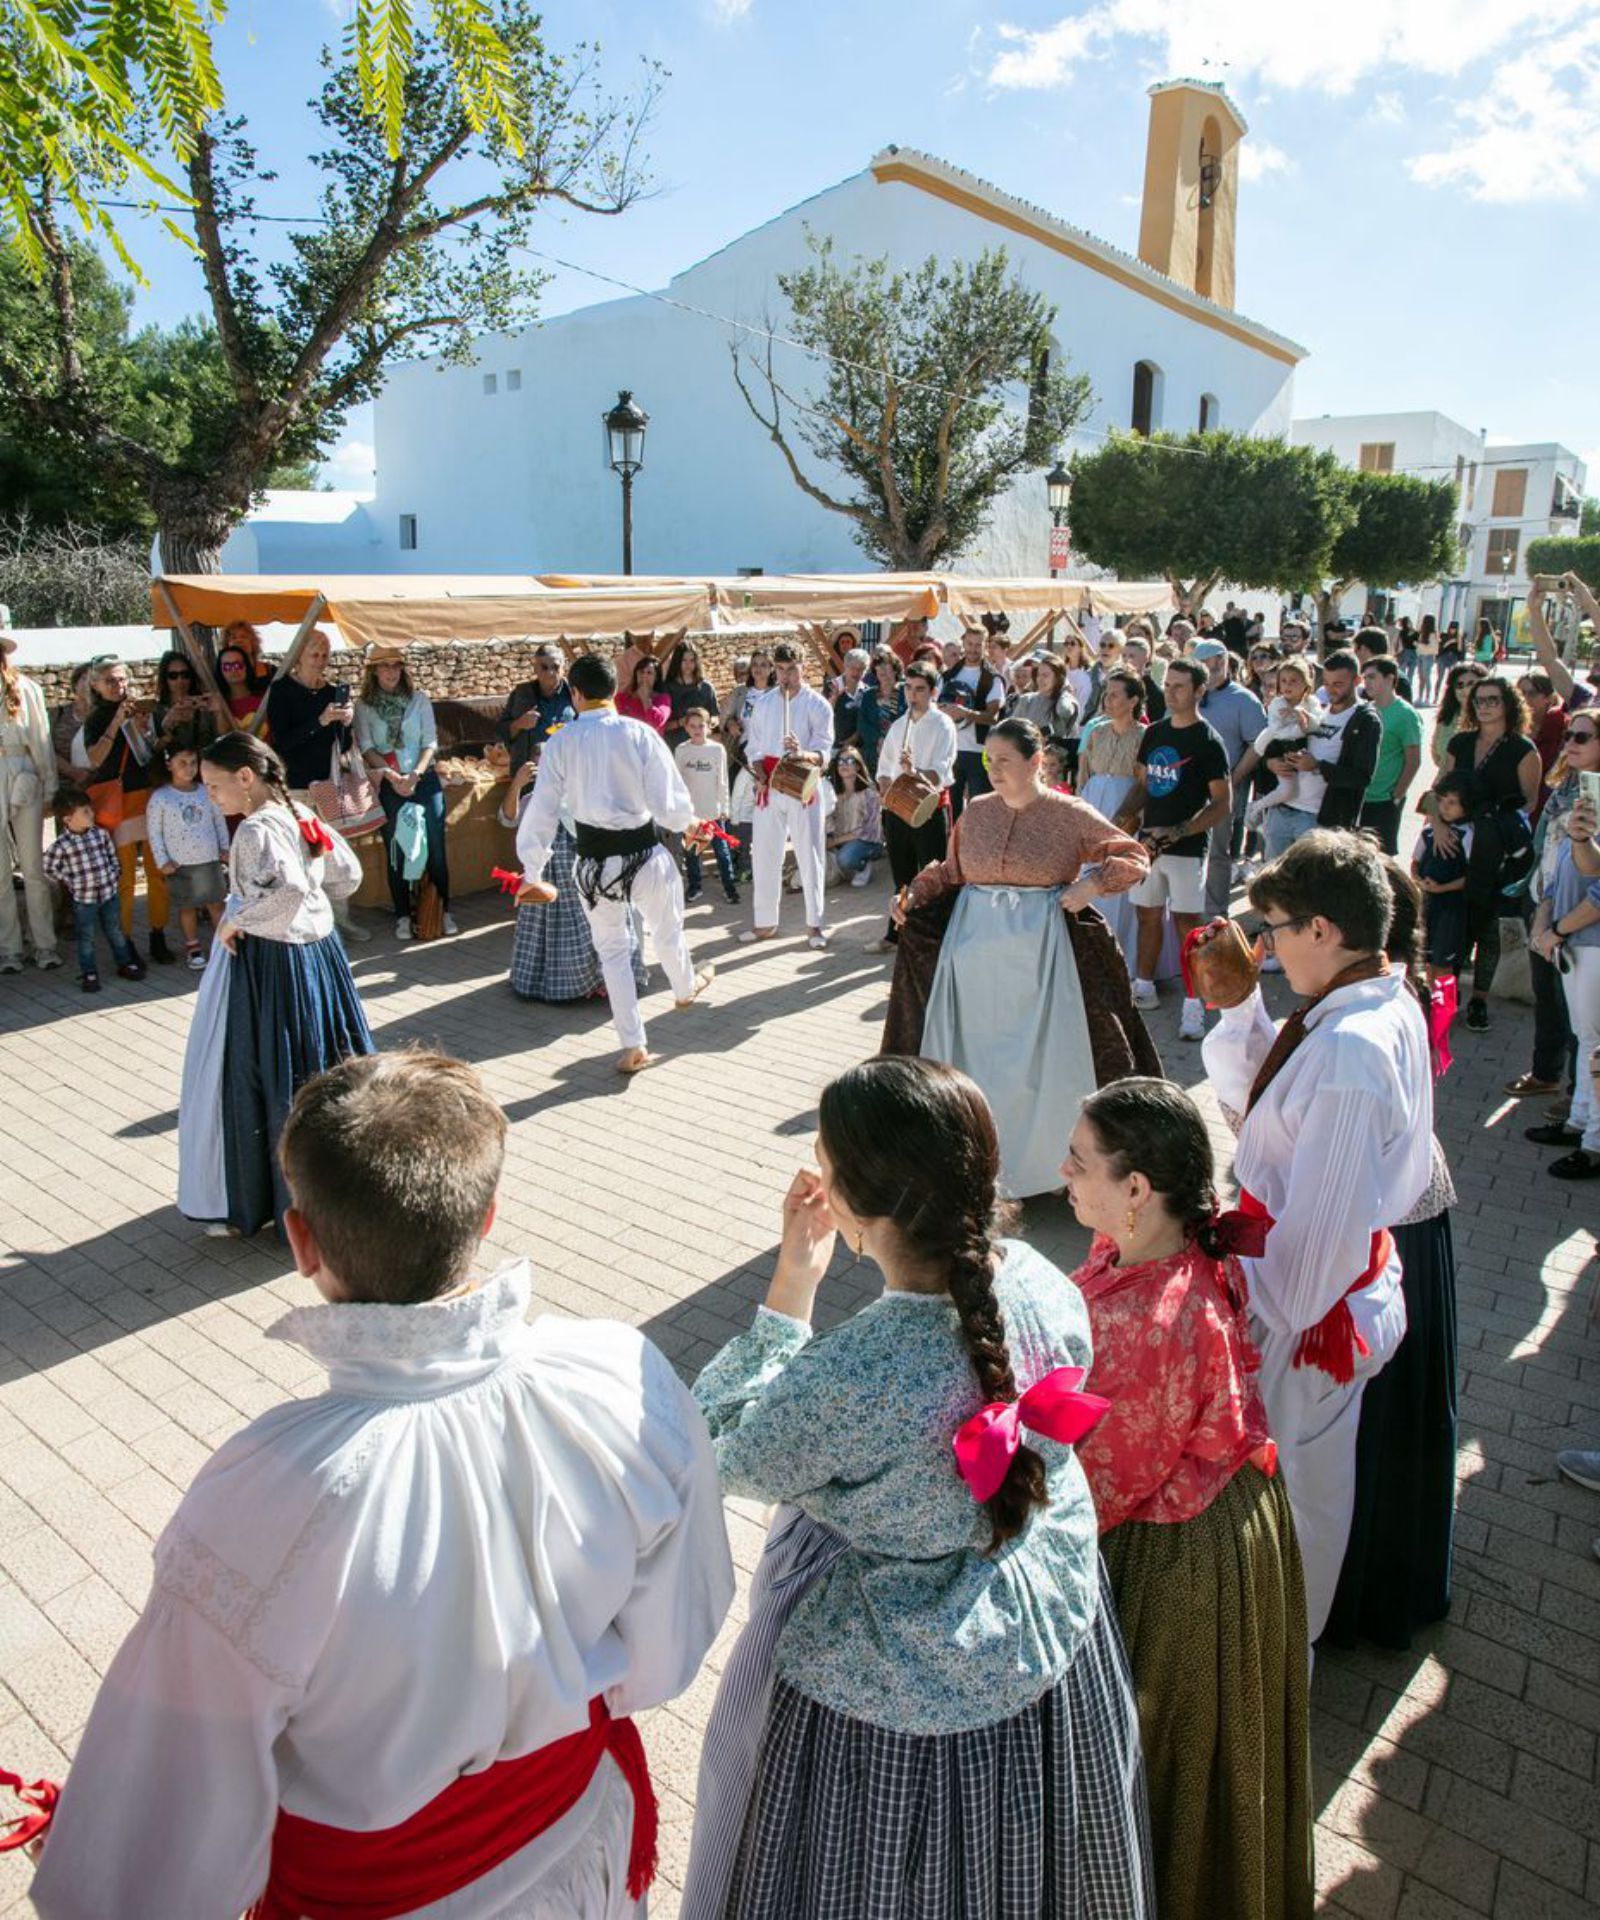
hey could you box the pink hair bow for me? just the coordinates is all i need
[952,1366,1110,1503]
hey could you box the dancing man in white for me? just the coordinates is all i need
[518,651,713,1075]
[741,640,835,950]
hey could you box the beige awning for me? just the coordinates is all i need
[153,574,714,647]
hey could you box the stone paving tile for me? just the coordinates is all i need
[1,852,1597,1919]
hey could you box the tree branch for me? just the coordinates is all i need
[188,128,259,411]
[321,314,465,409]
[730,343,881,536]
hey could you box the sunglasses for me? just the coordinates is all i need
[1257,913,1315,951]
[1566,728,1598,745]
[1472,694,1503,706]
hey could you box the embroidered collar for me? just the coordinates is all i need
[268,1260,532,1397]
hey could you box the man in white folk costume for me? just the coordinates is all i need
[739,640,835,950]
[24,1050,733,1919]
[1196,830,1431,1642]
[516,650,713,1075]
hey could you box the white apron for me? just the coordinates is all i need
[176,939,232,1221]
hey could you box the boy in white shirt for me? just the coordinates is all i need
[674,706,738,904]
[28,1049,733,1920]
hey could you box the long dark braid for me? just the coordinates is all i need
[818,1057,1046,1552]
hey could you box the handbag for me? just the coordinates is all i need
[84,779,124,833]
[308,744,384,839]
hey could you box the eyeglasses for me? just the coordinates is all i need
[1257,914,1315,951]
[220,659,246,672]
[1472,694,1503,707]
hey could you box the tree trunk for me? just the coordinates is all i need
[154,489,245,665]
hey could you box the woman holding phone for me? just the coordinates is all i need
[263,629,369,943]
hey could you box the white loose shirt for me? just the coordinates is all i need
[32,1263,733,1920]
[1202,971,1432,1347]
[517,706,694,880]
[875,706,958,788]
[742,685,833,765]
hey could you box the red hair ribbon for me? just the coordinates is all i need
[491,866,523,896]
[952,1366,1110,1503]
[0,1768,58,1854]
[298,815,335,855]
[1206,1209,1271,1260]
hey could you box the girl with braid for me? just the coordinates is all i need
[683,1056,1155,1920]
[1064,1078,1314,1920]
[177,733,375,1239]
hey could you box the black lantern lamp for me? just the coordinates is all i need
[603,389,649,573]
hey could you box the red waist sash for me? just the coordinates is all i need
[247,1698,656,1920]
[1237,1190,1393,1386]
[756,754,780,808]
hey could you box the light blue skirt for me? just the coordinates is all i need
[922,884,1096,1199]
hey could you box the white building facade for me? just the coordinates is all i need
[1290,409,1586,635]
[228,83,1304,584]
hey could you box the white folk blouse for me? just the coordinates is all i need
[32,1263,733,1920]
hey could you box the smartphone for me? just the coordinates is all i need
[1580,770,1600,815]
[332,682,351,706]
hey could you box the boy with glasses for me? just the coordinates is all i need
[1193,830,1432,1641]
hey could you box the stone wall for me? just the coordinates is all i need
[19,626,820,709]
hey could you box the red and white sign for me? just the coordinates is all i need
[1048,524,1071,571]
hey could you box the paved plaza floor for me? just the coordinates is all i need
[0,867,1596,1918]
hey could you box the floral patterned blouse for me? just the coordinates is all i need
[907,788,1148,911]
[1073,1234,1273,1535]
[693,1239,1102,1735]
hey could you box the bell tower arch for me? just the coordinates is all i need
[1137,80,1247,311]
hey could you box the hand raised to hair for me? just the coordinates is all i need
[767,1168,839,1321]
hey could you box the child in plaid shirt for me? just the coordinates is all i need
[43,795,147,992]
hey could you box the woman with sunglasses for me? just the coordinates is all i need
[1434,675,1540,1032]
[1527,718,1600,1178]
[217,646,268,728]
[152,650,224,752]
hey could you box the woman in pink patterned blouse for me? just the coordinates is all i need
[1063,1076,1313,1920]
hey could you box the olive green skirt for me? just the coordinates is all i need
[1101,1464,1315,1920]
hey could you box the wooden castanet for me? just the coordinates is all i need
[1182,920,1261,1009]
[769,754,820,803]
[883,769,941,828]
[414,876,446,941]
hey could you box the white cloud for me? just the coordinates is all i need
[710,0,752,20]
[319,437,377,493]
[983,2,1600,203]
[1408,19,1600,202]
[1238,138,1291,182]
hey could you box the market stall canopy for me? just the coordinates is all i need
[539,572,1173,625]
[152,574,715,648]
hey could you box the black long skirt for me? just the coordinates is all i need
[1321,1208,1458,1650]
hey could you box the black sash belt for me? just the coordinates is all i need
[572,820,663,907]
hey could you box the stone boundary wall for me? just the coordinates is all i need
[18,626,824,710]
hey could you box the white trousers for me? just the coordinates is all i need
[751,793,826,931]
[581,843,694,1051]
[0,772,58,965]
[1561,944,1600,1151]
[1252,1268,1406,1644]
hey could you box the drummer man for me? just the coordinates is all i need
[871,662,957,954]
[740,639,834,950]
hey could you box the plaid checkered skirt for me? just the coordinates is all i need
[722,1561,1155,1920]
[509,823,647,1002]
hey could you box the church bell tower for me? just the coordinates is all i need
[1137,80,1247,311]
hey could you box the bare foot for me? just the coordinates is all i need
[617,1047,660,1076]
[675,963,716,1009]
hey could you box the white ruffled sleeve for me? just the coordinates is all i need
[1200,986,1278,1125]
[30,1590,297,1920]
[1238,1082,1390,1340]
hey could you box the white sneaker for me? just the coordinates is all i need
[395,916,413,941]
[807,930,829,950]
[1260,953,1283,974]
[850,867,874,888]
[1131,978,1158,1010]
[34,951,61,970]
[1179,996,1207,1042]
[1557,1448,1600,1493]
[186,948,207,972]
[443,914,459,936]
[0,956,22,974]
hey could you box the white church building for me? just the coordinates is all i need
[229,81,1306,581]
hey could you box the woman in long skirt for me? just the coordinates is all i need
[178,733,374,1237]
[686,1057,1155,1920]
[882,717,1158,1198]
[510,820,647,1002]
[1064,1079,1314,1920]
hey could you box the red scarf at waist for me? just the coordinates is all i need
[1236,1190,1392,1386]
[246,1698,656,1920]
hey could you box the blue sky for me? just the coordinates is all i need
[116,0,1600,490]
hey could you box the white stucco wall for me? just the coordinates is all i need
[350,162,1299,580]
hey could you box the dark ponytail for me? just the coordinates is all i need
[1078,1078,1226,1255]
[818,1057,1045,1552]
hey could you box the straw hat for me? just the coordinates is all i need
[364,643,406,666]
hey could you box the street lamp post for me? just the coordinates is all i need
[1046,460,1071,580]
[603,389,649,575]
